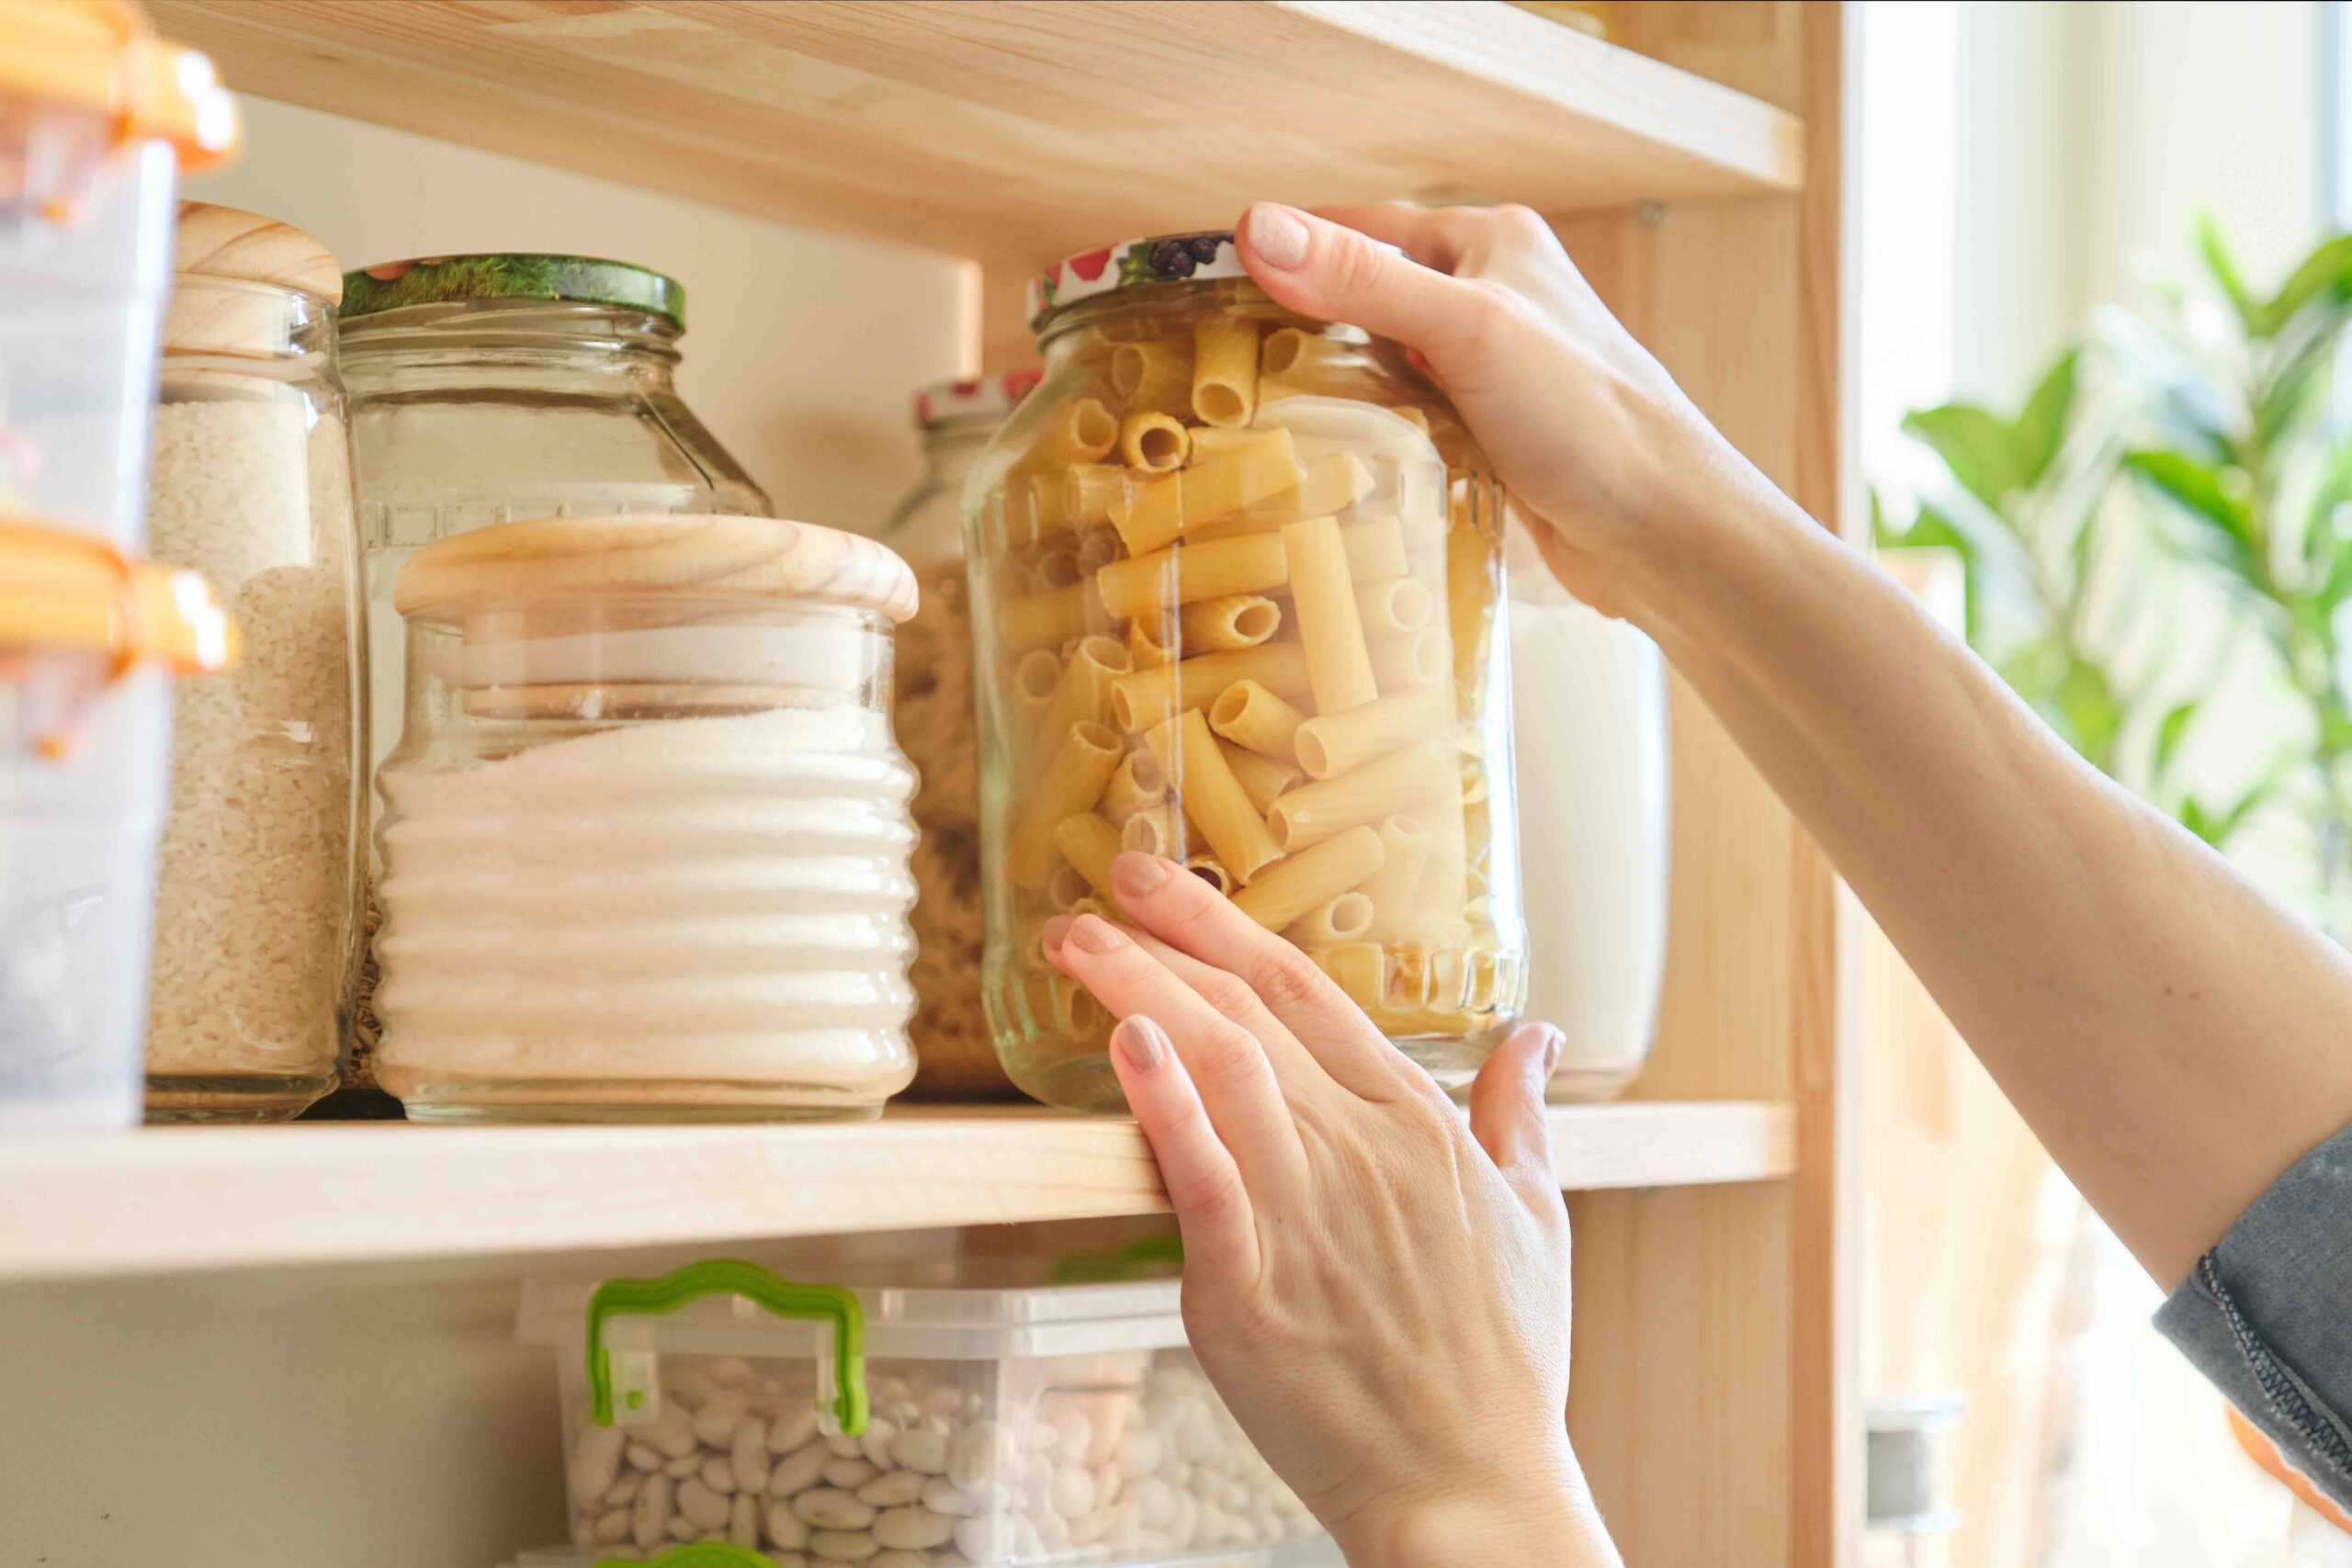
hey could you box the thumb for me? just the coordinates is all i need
[1468,1021,1564,1181]
[1236,202,1498,373]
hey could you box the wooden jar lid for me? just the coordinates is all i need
[165,202,342,357]
[394,515,922,626]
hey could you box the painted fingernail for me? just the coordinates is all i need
[1245,202,1311,270]
[1041,915,1073,953]
[1068,913,1127,953]
[1114,1015,1169,1074]
[1112,852,1173,896]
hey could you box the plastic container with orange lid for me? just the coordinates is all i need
[0,0,242,1128]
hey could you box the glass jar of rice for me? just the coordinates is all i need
[968,230,1527,1111]
[141,202,360,1122]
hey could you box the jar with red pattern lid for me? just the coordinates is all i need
[884,370,1039,1094]
[967,231,1527,1111]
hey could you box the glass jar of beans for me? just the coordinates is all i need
[968,230,1526,1111]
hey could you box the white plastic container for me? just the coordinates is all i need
[1507,521,1669,1100]
[517,1260,1327,1565]
[0,2,239,1128]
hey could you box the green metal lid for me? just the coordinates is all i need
[340,254,685,328]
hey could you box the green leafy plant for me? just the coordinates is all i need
[1880,219,2352,920]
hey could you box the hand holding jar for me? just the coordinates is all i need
[1040,866,1619,1568]
[972,228,1529,1111]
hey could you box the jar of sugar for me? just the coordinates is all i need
[371,514,922,1122]
[142,203,361,1123]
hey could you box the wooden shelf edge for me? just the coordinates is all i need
[150,1,1802,267]
[1274,1,1805,195]
[0,1100,1791,1284]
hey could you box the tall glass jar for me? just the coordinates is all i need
[1506,519,1668,1101]
[142,202,360,1122]
[970,231,1526,1111]
[341,254,770,1095]
[372,514,920,1122]
[884,371,1038,1096]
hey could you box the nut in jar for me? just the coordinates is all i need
[972,231,1527,1111]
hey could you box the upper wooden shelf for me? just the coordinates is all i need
[0,1100,1792,1283]
[149,0,1804,266]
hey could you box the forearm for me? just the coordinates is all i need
[1620,461,2352,1286]
[1335,1461,1622,1568]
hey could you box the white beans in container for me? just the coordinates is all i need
[518,1269,1329,1567]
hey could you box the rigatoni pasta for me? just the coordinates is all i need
[1207,678,1306,761]
[1193,315,1259,425]
[971,231,1522,1109]
[1283,515,1380,714]
[1008,719,1123,891]
[1146,708,1283,883]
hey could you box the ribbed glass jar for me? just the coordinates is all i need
[370,514,920,1122]
[967,231,1526,1111]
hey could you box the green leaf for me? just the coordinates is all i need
[1903,404,2030,513]
[2154,701,2199,775]
[2015,349,2081,487]
[2304,439,2352,568]
[2124,450,2261,578]
[2052,656,2122,770]
[2318,543,2352,610]
[2260,231,2352,332]
[2199,214,2265,335]
[2178,775,2278,849]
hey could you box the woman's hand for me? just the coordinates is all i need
[1043,852,1621,1567]
[1232,199,1774,620]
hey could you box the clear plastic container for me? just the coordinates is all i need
[371,514,920,1122]
[141,202,360,1122]
[503,1541,1339,1568]
[517,1259,1328,1565]
[884,372,1038,1097]
[340,254,774,1093]
[969,231,1525,1110]
[0,0,239,1129]
[1507,522,1668,1101]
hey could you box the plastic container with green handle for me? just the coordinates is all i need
[518,1258,1329,1565]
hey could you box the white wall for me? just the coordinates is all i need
[2072,1,2323,312]
[185,97,974,536]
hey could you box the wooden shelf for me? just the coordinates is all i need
[0,1100,1791,1283]
[150,0,1804,265]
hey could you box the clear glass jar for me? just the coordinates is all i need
[141,203,361,1122]
[341,254,772,1094]
[341,255,771,783]
[371,514,920,1122]
[1506,521,1668,1102]
[970,231,1526,1111]
[884,372,1038,1097]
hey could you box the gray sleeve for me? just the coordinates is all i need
[2154,1120,2352,1512]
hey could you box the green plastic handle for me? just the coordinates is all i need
[595,1547,775,1568]
[586,1259,866,1435]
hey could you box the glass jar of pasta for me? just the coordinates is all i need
[885,372,1038,1096]
[969,230,1526,1111]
